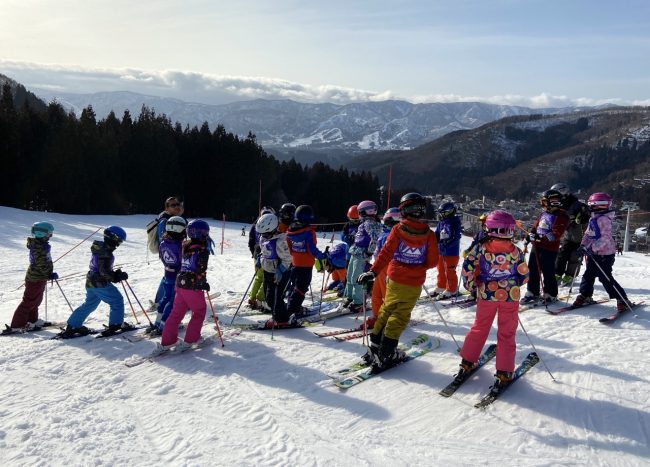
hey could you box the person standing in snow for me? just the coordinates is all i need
[62,226,132,337]
[147,216,186,336]
[7,222,57,332]
[521,189,569,305]
[432,201,462,299]
[247,207,275,311]
[159,219,213,350]
[153,197,186,307]
[286,205,326,317]
[344,200,384,313]
[571,193,631,312]
[357,193,439,372]
[456,210,529,391]
[341,205,361,262]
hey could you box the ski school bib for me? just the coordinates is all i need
[260,237,279,260]
[393,238,427,265]
[585,216,602,241]
[535,212,556,236]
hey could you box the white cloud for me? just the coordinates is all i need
[0,59,645,109]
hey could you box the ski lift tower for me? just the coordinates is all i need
[621,201,639,252]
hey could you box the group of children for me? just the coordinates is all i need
[7,187,633,388]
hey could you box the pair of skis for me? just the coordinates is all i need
[546,297,645,323]
[438,344,540,408]
[124,336,216,367]
[1,321,66,336]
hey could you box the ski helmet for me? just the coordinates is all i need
[260,206,275,216]
[399,193,426,219]
[104,225,127,245]
[256,213,279,234]
[31,221,54,239]
[550,183,570,196]
[295,205,315,224]
[327,243,349,269]
[186,219,210,240]
[485,210,516,239]
[279,203,296,224]
[382,207,401,227]
[357,200,378,218]
[587,192,612,212]
[347,205,359,221]
[438,201,457,219]
[479,213,487,223]
[165,216,187,234]
[541,189,563,210]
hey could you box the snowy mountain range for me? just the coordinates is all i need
[33,88,591,157]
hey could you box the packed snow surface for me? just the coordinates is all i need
[1,206,649,466]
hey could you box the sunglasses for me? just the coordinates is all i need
[168,202,183,208]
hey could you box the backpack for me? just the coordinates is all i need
[146,218,161,254]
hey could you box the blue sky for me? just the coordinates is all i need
[1,0,649,106]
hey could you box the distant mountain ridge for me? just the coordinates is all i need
[32,88,597,158]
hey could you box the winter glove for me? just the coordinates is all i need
[255,255,261,269]
[576,245,589,256]
[527,232,538,243]
[356,271,376,285]
[274,264,287,284]
[113,269,128,282]
[49,272,59,280]
[545,233,555,242]
[201,282,211,291]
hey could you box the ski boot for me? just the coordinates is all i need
[247,298,259,310]
[59,325,92,339]
[542,293,558,305]
[429,287,445,298]
[490,370,514,395]
[617,299,630,312]
[100,322,135,337]
[453,359,477,384]
[571,294,595,308]
[371,336,406,374]
[348,303,363,314]
[520,292,539,305]
[361,332,381,365]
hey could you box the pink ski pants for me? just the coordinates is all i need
[460,300,519,372]
[161,288,206,346]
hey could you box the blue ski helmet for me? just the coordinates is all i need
[327,243,348,269]
[438,201,457,219]
[31,222,54,239]
[104,225,127,245]
[187,219,210,240]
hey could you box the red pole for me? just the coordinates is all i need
[258,179,262,215]
[221,213,226,255]
[386,165,393,210]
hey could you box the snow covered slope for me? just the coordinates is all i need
[1,206,649,465]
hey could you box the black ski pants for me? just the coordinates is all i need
[579,254,628,300]
[527,247,559,297]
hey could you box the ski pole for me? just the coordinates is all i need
[53,279,75,313]
[317,271,328,317]
[565,254,584,305]
[361,289,369,346]
[45,280,48,322]
[583,249,634,312]
[54,226,102,264]
[230,271,256,325]
[422,284,461,352]
[206,290,225,347]
[123,280,153,325]
[120,281,141,324]
[518,316,556,381]
[531,246,549,311]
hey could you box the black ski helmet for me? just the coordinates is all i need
[550,183,570,196]
[279,203,297,224]
[399,193,426,219]
[541,189,563,210]
[295,205,315,224]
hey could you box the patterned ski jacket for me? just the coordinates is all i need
[581,210,617,256]
[349,218,384,258]
[159,235,182,280]
[260,232,292,274]
[86,241,118,288]
[24,237,53,282]
[287,225,325,267]
[436,215,462,257]
[176,239,210,291]
[341,222,359,247]
[370,218,439,287]
[462,238,529,302]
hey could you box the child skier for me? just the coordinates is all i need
[322,243,348,296]
[344,200,384,312]
[456,210,529,391]
[433,201,462,299]
[286,205,326,317]
[369,207,401,329]
[341,205,360,249]
[521,189,569,304]
[357,193,439,372]
[147,216,186,336]
[63,226,131,337]
[278,203,296,233]
[248,207,275,311]
[8,222,57,331]
[159,219,213,350]
[256,212,294,326]
[572,193,631,312]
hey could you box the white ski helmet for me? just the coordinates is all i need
[165,216,187,234]
[256,213,279,234]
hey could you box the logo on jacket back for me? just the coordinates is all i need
[291,239,307,253]
[162,249,178,266]
[394,239,427,264]
[479,254,516,282]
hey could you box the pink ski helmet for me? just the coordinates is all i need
[382,207,401,227]
[357,200,378,218]
[587,192,612,212]
[485,210,516,238]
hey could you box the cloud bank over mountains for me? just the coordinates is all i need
[2,59,649,108]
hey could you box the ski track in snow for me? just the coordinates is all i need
[1,206,649,466]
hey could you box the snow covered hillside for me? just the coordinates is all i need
[1,206,649,466]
